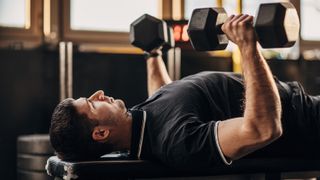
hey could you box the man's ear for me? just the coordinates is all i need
[92,126,110,142]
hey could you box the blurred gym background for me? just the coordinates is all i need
[0,0,319,179]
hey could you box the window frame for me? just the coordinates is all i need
[291,0,320,51]
[0,0,43,48]
[61,0,169,48]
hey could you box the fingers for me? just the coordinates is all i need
[221,15,234,31]
[243,15,254,25]
[220,13,256,47]
[222,14,241,32]
[222,14,253,32]
[226,14,243,26]
[231,14,253,26]
[233,14,249,26]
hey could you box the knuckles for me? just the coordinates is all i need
[231,21,238,28]
[225,14,253,29]
[238,22,245,28]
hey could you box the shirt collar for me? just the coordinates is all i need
[128,109,147,159]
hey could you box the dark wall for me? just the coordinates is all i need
[268,59,320,95]
[181,51,233,77]
[73,52,148,108]
[300,61,320,95]
[0,49,59,179]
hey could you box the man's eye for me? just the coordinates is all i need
[89,100,95,109]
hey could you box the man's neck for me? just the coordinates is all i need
[123,112,132,150]
[113,112,132,151]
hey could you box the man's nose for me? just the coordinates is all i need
[89,90,104,100]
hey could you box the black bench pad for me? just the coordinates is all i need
[46,156,320,180]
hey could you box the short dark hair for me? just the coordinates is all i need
[49,98,114,160]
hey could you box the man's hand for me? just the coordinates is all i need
[221,14,256,50]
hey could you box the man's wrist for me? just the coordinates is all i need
[239,42,258,56]
[144,50,162,60]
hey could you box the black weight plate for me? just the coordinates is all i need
[17,170,53,180]
[17,154,50,171]
[17,134,54,155]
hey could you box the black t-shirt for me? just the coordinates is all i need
[131,71,246,168]
[130,71,315,168]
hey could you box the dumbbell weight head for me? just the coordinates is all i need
[254,2,300,48]
[130,14,168,52]
[187,7,228,51]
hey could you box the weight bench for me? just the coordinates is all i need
[46,154,320,180]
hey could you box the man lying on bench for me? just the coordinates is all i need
[49,15,320,169]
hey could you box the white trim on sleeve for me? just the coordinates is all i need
[214,121,232,165]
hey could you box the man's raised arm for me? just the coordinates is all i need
[216,14,282,162]
[146,49,172,97]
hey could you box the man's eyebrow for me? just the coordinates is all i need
[83,98,90,109]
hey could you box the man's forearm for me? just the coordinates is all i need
[240,44,282,139]
[146,54,172,97]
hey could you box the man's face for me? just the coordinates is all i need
[73,90,128,125]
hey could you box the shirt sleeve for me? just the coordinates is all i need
[214,121,232,165]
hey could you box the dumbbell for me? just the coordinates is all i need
[130,14,175,52]
[187,2,300,51]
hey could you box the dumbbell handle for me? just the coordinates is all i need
[216,23,224,34]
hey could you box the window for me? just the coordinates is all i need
[62,0,161,48]
[0,0,29,28]
[70,0,158,32]
[242,0,288,15]
[301,0,320,41]
[184,0,238,19]
[184,0,217,19]
[0,0,42,48]
[222,0,237,15]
